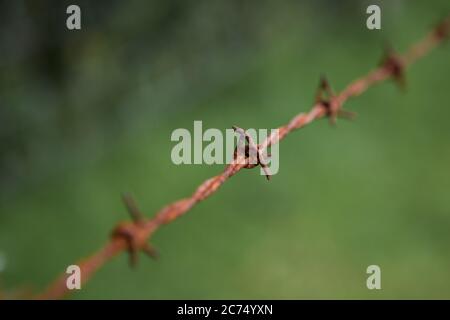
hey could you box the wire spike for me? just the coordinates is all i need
[122,193,145,223]
[142,243,159,260]
[128,247,138,268]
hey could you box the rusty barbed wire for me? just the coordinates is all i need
[36,16,449,299]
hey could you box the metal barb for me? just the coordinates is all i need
[381,46,406,90]
[122,193,145,224]
[315,76,355,125]
[232,125,272,180]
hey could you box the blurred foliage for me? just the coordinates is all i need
[0,0,450,298]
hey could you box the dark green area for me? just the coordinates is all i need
[0,0,449,298]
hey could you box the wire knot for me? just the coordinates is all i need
[434,17,450,40]
[315,75,355,125]
[381,47,405,89]
[232,126,272,180]
[111,194,158,267]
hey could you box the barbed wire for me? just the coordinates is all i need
[37,16,449,299]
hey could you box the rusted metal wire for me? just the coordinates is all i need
[37,16,449,299]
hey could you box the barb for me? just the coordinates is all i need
[232,125,272,180]
[36,16,449,299]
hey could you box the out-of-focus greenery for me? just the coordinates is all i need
[1,0,449,299]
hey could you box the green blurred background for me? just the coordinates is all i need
[1,0,449,299]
